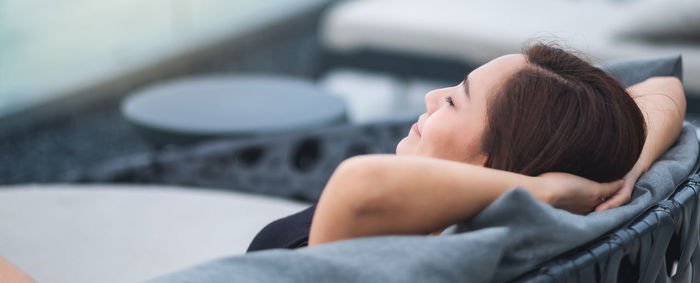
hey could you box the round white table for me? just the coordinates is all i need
[0,184,309,283]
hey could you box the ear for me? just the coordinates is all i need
[468,153,488,166]
[478,154,488,166]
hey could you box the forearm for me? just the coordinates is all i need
[308,155,543,245]
[629,77,686,173]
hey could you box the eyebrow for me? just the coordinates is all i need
[464,75,471,100]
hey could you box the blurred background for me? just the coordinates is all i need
[1,0,699,281]
[2,0,699,184]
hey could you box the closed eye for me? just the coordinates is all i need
[445,96,454,107]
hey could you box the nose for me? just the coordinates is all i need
[424,87,445,115]
[424,90,436,114]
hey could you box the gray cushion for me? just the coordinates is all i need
[599,55,683,87]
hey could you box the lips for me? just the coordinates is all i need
[411,122,422,137]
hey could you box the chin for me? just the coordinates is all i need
[395,137,411,155]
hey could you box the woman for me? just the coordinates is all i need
[248,43,686,250]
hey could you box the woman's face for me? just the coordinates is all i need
[396,54,527,164]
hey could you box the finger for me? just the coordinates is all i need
[594,183,633,212]
[599,179,625,197]
[594,194,624,211]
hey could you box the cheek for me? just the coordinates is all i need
[421,117,484,161]
[421,121,464,158]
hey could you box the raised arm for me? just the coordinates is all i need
[308,155,621,246]
[309,77,686,245]
[595,76,686,211]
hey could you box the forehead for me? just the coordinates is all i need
[470,54,527,94]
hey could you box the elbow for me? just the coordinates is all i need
[674,78,686,118]
[664,76,686,117]
[652,76,686,119]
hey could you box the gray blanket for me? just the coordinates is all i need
[149,124,698,283]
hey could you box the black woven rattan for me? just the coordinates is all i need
[514,170,700,282]
[66,120,411,201]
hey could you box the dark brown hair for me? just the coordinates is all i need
[482,44,646,182]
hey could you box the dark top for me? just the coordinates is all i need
[247,204,317,252]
